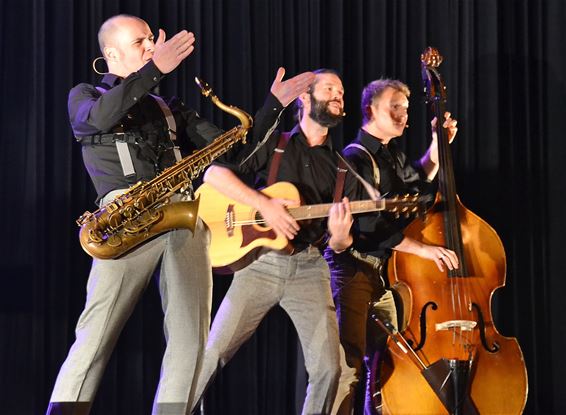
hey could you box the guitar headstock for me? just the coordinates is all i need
[384,194,427,219]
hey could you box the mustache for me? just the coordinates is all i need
[326,99,345,115]
[327,99,343,106]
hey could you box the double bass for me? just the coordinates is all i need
[374,48,528,414]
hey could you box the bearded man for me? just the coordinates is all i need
[189,69,355,415]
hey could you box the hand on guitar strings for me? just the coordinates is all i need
[257,196,300,240]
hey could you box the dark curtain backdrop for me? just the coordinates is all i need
[1,0,564,414]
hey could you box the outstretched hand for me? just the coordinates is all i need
[152,29,196,74]
[270,67,316,107]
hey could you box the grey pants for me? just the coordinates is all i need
[191,248,341,415]
[48,192,212,415]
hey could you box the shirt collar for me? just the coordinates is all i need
[355,128,385,154]
[100,73,122,88]
[290,124,334,150]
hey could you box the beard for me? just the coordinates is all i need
[309,94,344,128]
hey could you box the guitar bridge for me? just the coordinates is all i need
[225,204,235,237]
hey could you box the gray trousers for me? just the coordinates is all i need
[191,247,341,415]
[48,192,212,415]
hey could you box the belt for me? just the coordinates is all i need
[291,244,322,256]
[290,230,329,254]
[349,249,384,270]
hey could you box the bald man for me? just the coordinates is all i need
[46,14,314,415]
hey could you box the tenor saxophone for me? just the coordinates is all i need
[76,78,252,259]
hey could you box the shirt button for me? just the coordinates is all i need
[305,163,310,168]
[153,76,158,82]
[133,97,137,101]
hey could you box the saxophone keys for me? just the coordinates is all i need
[107,212,123,229]
[88,228,104,244]
[106,234,122,247]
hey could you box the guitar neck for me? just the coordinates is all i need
[288,199,387,220]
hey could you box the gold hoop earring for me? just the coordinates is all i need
[92,56,109,75]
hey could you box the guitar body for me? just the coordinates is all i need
[196,181,420,274]
[195,181,300,273]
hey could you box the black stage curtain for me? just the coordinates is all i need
[1,0,564,414]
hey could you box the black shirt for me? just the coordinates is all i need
[219,95,346,247]
[343,129,434,258]
[68,60,222,203]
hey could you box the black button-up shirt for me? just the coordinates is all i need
[68,60,222,203]
[343,129,434,258]
[218,95,345,246]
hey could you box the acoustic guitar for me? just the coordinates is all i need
[195,181,423,273]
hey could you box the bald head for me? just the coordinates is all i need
[96,14,156,78]
[98,14,146,54]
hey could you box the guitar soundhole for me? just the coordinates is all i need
[254,211,267,228]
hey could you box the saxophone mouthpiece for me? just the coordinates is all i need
[195,77,212,97]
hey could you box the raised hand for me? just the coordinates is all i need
[270,67,316,107]
[152,29,196,74]
[423,111,458,179]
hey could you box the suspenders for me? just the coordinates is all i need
[92,86,181,180]
[264,133,384,255]
[149,94,182,163]
[345,143,380,187]
[333,158,348,202]
[333,142,381,201]
[266,132,291,186]
[266,131,354,204]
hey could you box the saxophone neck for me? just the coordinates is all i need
[195,77,253,131]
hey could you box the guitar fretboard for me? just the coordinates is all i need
[288,199,408,220]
